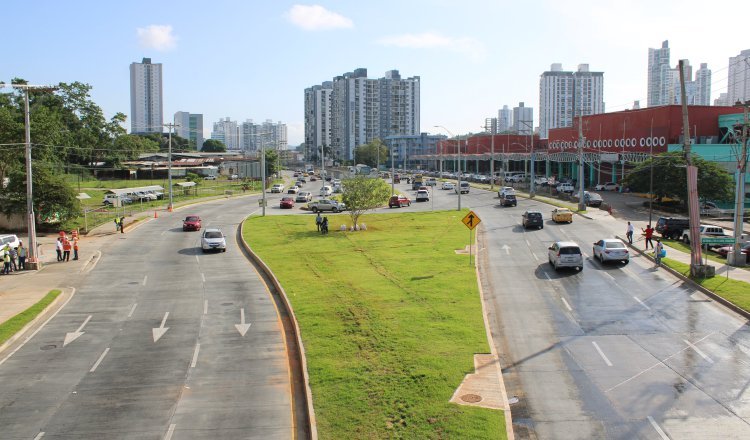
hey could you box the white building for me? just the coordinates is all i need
[129,58,163,134]
[240,119,288,152]
[498,105,512,132]
[647,41,712,106]
[714,92,730,106]
[304,82,333,161]
[647,40,671,107]
[484,118,497,134]
[211,117,240,150]
[513,102,534,135]
[694,63,712,105]
[728,49,750,105]
[539,64,604,139]
[174,112,204,150]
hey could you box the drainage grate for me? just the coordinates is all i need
[461,394,482,403]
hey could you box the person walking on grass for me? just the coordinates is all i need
[315,213,322,232]
[626,221,634,244]
[642,224,654,250]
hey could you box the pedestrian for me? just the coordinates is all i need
[18,242,26,270]
[626,221,634,244]
[73,237,79,260]
[315,213,322,232]
[321,216,329,235]
[642,224,654,250]
[2,249,10,274]
[654,239,664,267]
[56,237,63,261]
[120,216,126,234]
[114,217,120,232]
[62,237,71,262]
[10,247,18,272]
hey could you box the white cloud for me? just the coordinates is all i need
[136,25,177,51]
[285,4,353,31]
[377,32,486,61]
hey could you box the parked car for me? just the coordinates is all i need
[270,184,285,193]
[389,194,411,208]
[296,191,313,203]
[183,215,202,231]
[548,241,583,271]
[203,175,217,180]
[134,191,157,201]
[715,242,750,261]
[319,185,333,197]
[0,234,20,251]
[534,177,548,185]
[229,174,239,180]
[287,186,300,194]
[201,228,226,253]
[585,192,603,207]
[279,197,295,209]
[309,199,346,213]
[655,216,690,240]
[455,181,470,194]
[441,181,455,190]
[595,182,620,191]
[416,189,430,202]
[103,193,132,206]
[522,210,544,229]
[500,194,517,207]
[681,224,730,245]
[551,208,573,223]
[592,238,629,264]
[557,183,575,194]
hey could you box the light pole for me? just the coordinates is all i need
[257,132,272,216]
[164,123,179,211]
[518,121,535,197]
[480,127,496,191]
[435,126,461,211]
[390,141,395,195]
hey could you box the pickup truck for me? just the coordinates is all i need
[681,224,731,245]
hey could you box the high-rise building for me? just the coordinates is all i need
[714,92,729,106]
[129,58,163,134]
[211,117,240,150]
[694,63,711,105]
[484,118,497,134]
[174,112,204,150]
[728,49,750,105]
[305,68,420,162]
[240,119,288,152]
[513,102,534,135]
[539,64,604,138]
[647,41,671,107]
[498,105,512,132]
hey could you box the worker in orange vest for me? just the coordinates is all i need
[73,237,79,260]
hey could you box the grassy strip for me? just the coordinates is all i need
[0,290,62,346]
[661,239,749,272]
[661,259,750,312]
[243,212,505,439]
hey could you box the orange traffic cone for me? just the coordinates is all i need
[154,210,158,218]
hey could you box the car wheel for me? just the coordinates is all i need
[312,208,318,213]
[577,266,583,271]
[333,208,338,213]
[539,225,543,230]
[222,249,226,253]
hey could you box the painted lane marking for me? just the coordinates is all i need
[647,416,670,440]
[195,255,199,264]
[190,343,200,368]
[33,433,45,440]
[127,303,137,318]
[561,297,573,312]
[544,272,552,280]
[501,244,511,254]
[633,295,651,310]
[63,315,92,347]
[235,308,252,336]
[530,251,540,262]
[90,347,110,372]
[203,300,208,315]
[602,271,615,281]
[160,229,167,236]
[201,273,205,283]
[142,275,148,286]
[163,424,176,440]
[683,339,714,364]
[592,341,613,367]
[152,312,170,342]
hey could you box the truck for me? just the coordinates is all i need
[412,174,424,190]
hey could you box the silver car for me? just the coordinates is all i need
[548,241,583,271]
[201,228,227,253]
[592,239,629,264]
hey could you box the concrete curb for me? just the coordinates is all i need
[238,218,318,440]
[615,235,750,321]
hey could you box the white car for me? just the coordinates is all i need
[415,189,430,202]
[319,185,333,196]
[592,239,629,264]
[441,181,455,190]
[0,234,21,251]
[455,181,470,194]
[270,184,285,193]
[548,241,583,271]
[201,228,227,253]
[287,186,300,194]
[498,186,515,197]
[595,182,620,191]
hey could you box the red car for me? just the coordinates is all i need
[716,242,750,261]
[280,197,295,209]
[183,215,202,231]
[388,194,411,208]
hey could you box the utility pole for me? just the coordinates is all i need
[679,60,706,276]
[577,111,586,212]
[729,101,749,266]
[648,118,655,225]
[261,133,267,216]
[164,123,179,212]
[390,142,395,195]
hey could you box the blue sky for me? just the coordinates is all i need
[5,0,748,146]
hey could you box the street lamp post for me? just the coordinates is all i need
[164,123,179,212]
[435,126,461,211]
[518,121,535,197]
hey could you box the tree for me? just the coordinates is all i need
[202,139,227,152]
[623,152,733,204]
[354,139,388,169]
[265,149,280,176]
[0,164,80,225]
[341,175,391,228]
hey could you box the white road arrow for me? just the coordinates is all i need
[63,315,92,347]
[152,312,170,342]
[501,244,511,255]
[235,308,251,337]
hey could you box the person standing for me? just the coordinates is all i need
[315,213,322,232]
[321,216,329,235]
[18,242,26,270]
[626,221,634,244]
[654,239,664,267]
[9,247,18,272]
[114,217,120,232]
[56,237,64,261]
[642,224,654,250]
[2,249,10,274]
[120,216,126,234]
[62,237,71,262]
[73,237,79,260]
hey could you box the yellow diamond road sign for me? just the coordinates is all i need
[462,211,481,230]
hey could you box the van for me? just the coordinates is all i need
[455,181,470,194]
[548,241,583,271]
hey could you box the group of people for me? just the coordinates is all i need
[2,242,27,274]
[625,221,664,266]
[315,213,329,234]
[56,234,79,262]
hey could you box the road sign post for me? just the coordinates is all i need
[461,211,481,266]
[700,236,735,245]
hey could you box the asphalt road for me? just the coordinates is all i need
[0,196,294,439]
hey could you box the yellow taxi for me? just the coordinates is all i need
[551,208,573,223]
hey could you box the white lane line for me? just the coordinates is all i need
[561,297,573,312]
[127,303,138,318]
[647,416,670,440]
[201,273,206,283]
[683,339,714,364]
[530,251,540,262]
[524,238,531,248]
[160,229,167,236]
[142,275,148,286]
[592,341,613,367]
[33,433,45,440]
[190,343,200,368]
[602,271,615,281]
[544,272,552,280]
[90,347,110,372]
[203,300,208,315]
[633,296,651,310]
[164,424,177,440]
[195,255,199,264]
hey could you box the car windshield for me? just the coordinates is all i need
[527,213,541,218]
[559,247,581,254]
[204,231,222,239]
[605,242,626,249]
[186,216,199,222]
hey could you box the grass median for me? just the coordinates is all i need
[662,258,750,312]
[0,290,61,346]
[243,211,505,439]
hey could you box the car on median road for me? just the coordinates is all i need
[389,194,411,208]
[201,228,226,253]
[287,186,300,194]
[183,215,202,231]
[595,182,620,191]
[309,199,346,213]
[548,241,583,271]
[415,189,430,202]
[715,242,750,262]
[551,208,573,223]
[280,197,295,209]
[296,191,312,203]
[441,181,455,190]
[592,238,629,264]
[320,185,333,197]
[522,210,544,229]
[270,184,285,193]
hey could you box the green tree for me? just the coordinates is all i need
[623,152,733,204]
[202,139,227,152]
[341,175,391,227]
[0,164,80,225]
[354,139,388,169]
[185,172,201,184]
[265,149,280,176]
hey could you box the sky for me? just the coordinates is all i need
[5,0,749,147]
